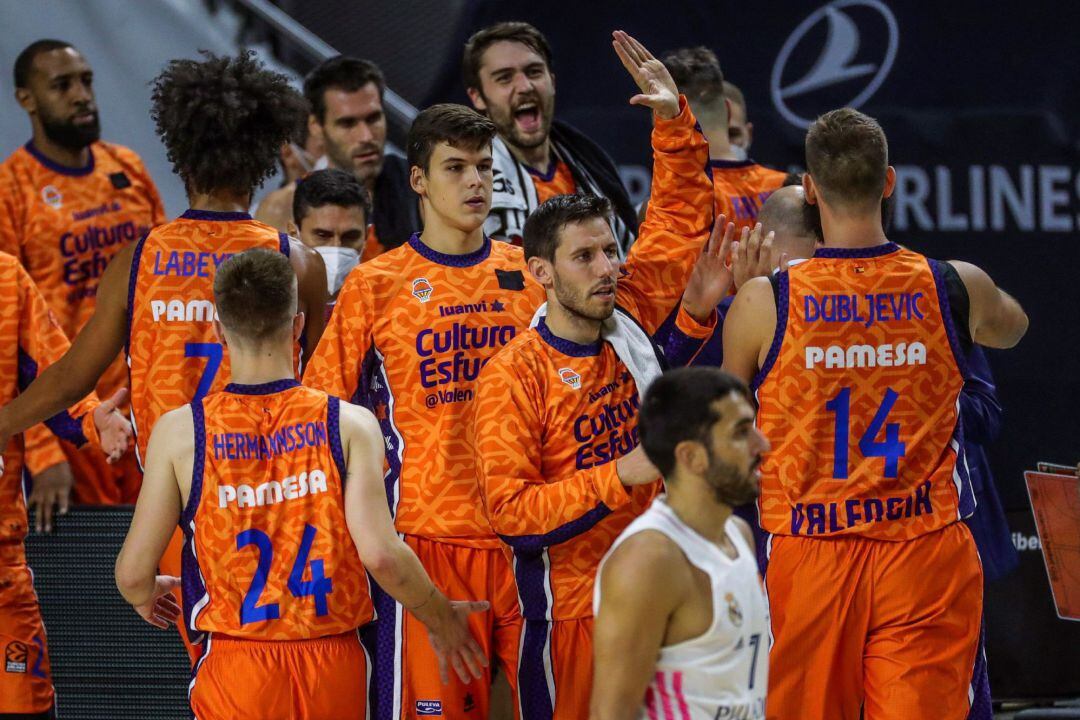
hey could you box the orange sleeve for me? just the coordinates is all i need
[0,166,23,260]
[303,269,375,403]
[472,350,630,549]
[15,261,98,445]
[23,426,67,475]
[617,96,714,335]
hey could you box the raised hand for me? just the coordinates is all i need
[28,461,74,533]
[133,575,182,629]
[424,598,490,684]
[612,30,680,120]
[682,214,737,323]
[732,223,777,290]
[93,388,132,463]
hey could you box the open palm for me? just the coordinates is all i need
[683,215,737,322]
[612,30,680,120]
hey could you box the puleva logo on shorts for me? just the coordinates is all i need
[559,367,581,390]
[5,642,28,673]
[725,592,744,627]
[416,700,443,716]
[412,277,434,303]
[41,185,63,209]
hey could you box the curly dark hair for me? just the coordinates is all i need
[151,51,307,197]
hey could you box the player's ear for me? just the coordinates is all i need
[287,221,300,238]
[466,86,486,112]
[292,312,305,342]
[745,121,754,147]
[882,166,896,199]
[803,173,818,205]
[15,87,34,113]
[409,165,427,196]
[526,255,553,288]
[674,440,706,476]
[307,113,322,142]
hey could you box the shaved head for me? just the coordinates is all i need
[758,186,819,263]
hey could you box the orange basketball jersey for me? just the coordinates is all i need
[0,254,97,546]
[305,235,546,546]
[0,141,165,401]
[181,380,372,641]
[126,210,292,465]
[754,244,972,541]
[526,159,577,204]
[709,160,786,233]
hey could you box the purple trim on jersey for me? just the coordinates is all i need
[24,140,94,176]
[181,399,208,642]
[124,230,150,355]
[17,348,87,446]
[327,396,347,480]
[751,271,789,392]
[499,502,612,555]
[223,378,300,396]
[179,208,252,222]
[367,581,398,720]
[813,242,900,259]
[524,158,559,183]
[536,317,602,358]
[407,232,492,267]
[363,344,404,520]
[181,399,206,527]
[928,259,970,378]
[278,232,291,257]
[707,158,756,170]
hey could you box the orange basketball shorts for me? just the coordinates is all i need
[517,616,593,720]
[0,561,53,716]
[367,535,522,720]
[189,630,369,720]
[763,521,983,720]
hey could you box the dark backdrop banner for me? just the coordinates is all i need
[426,0,1080,511]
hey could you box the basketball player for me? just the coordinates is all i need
[470,32,717,719]
[305,102,540,720]
[722,108,1028,720]
[289,169,370,299]
[723,81,753,158]
[1,39,166,507]
[0,252,131,719]
[591,367,770,720]
[0,51,329,663]
[115,249,487,720]
[661,48,785,232]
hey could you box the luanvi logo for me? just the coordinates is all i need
[771,0,899,128]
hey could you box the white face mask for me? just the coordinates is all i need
[314,245,361,295]
[729,143,749,161]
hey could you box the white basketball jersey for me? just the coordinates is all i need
[595,497,769,720]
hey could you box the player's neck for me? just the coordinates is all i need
[30,132,91,169]
[702,125,739,161]
[417,214,486,255]
[664,483,733,546]
[226,345,296,386]
[508,137,553,174]
[820,206,889,249]
[188,190,252,214]
[544,300,602,345]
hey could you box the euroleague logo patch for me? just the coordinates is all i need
[5,641,28,673]
[558,367,581,390]
[412,277,434,303]
[41,185,63,209]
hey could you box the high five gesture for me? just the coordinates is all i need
[612,30,681,120]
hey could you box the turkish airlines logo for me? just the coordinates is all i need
[771,0,899,128]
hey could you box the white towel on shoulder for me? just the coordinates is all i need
[530,302,663,400]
